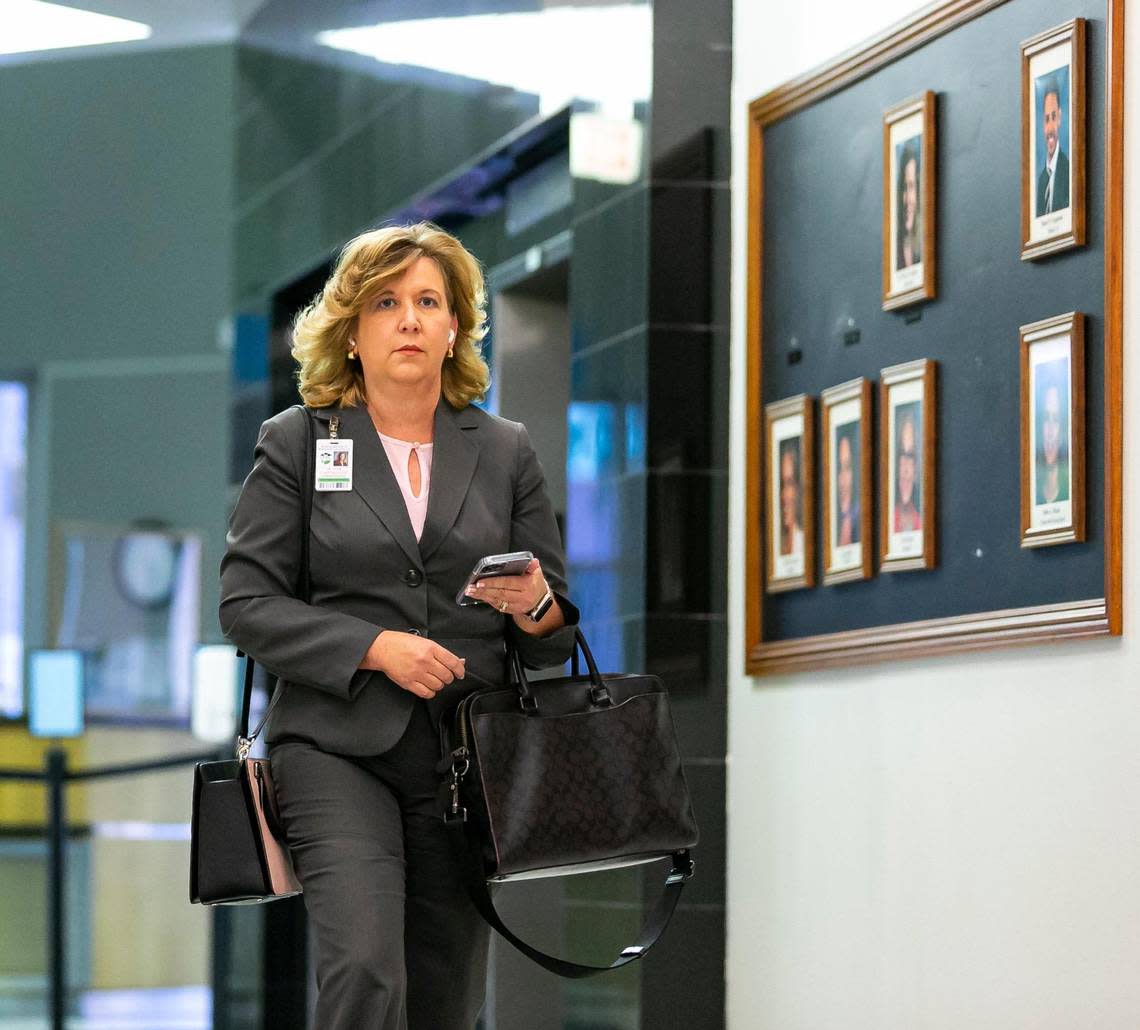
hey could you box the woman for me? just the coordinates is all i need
[219,222,578,1029]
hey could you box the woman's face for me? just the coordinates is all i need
[353,255,458,391]
[902,158,918,233]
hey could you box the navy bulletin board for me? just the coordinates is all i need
[744,0,1124,675]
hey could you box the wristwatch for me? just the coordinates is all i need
[526,587,555,623]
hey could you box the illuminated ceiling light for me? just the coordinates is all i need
[2,0,151,56]
[316,5,651,113]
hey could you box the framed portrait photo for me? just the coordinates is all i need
[879,359,937,573]
[764,394,815,593]
[1020,312,1085,548]
[882,91,936,310]
[1020,19,1086,261]
[821,378,873,585]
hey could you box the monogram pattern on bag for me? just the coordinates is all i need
[471,693,698,876]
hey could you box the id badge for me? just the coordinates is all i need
[315,438,353,491]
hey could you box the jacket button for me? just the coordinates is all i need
[404,569,423,587]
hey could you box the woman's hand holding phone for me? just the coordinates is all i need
[463,558,549,616]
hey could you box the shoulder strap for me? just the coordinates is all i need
[448,823,693,978]
[237,406,315,750]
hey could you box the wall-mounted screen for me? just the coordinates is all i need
[28,649,84,738]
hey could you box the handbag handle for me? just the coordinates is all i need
[509,627,609,711]
[236,406,316,755]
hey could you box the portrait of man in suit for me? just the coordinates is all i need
[834,423,860,547]
[892,404,922,533]
[1035,71,1070,216]
[1034,357,1070,506]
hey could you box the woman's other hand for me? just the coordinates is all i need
[362,631,466,699]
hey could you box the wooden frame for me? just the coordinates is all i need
[763,394,815,593]
[821,378,873,585]
[879,359,937,573]
[1020,312,1085,547]
[745,0,1124,675]
[882,91,937,309]
[1021,19,1086,260]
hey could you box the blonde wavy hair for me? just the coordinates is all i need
[292,222,490,409]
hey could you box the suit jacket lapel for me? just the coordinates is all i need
[313,405,423,569]
[419,399,480,562]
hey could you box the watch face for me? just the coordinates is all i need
[115,532,178,608]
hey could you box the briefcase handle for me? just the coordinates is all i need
[451,831,694,979]
[508,627,609,711]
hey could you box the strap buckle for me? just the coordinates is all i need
[445,762,468,824]
[236,737,252,762]
[589,684,612,706]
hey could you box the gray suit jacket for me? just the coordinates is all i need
[219,399,578,756]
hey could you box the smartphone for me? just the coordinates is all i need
[455,551,535,606]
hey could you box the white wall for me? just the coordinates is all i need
[727,3,1140,1028]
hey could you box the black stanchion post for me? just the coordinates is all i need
[46,749,67,1030]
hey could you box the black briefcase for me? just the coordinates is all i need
[440,628,698,977]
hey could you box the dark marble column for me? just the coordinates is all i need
[564,0,731,1025]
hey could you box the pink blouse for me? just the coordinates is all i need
[377,431,434,541]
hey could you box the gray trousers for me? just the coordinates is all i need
[269,702,489,1030]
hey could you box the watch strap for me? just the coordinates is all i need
[527,587,554,623]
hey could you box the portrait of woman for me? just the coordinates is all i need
[778,436,804,558]
[882,91,936,310]
[896,139,922,270]
[219,222,579,1029]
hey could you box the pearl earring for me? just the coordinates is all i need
[448,330,455,343]
[347,337,357,360]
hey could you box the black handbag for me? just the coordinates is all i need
[189,406,313,906]
[440,628,699,977]
[189,656,300,905]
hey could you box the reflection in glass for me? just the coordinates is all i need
[53,525,200,725]
[2,2,149,57]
